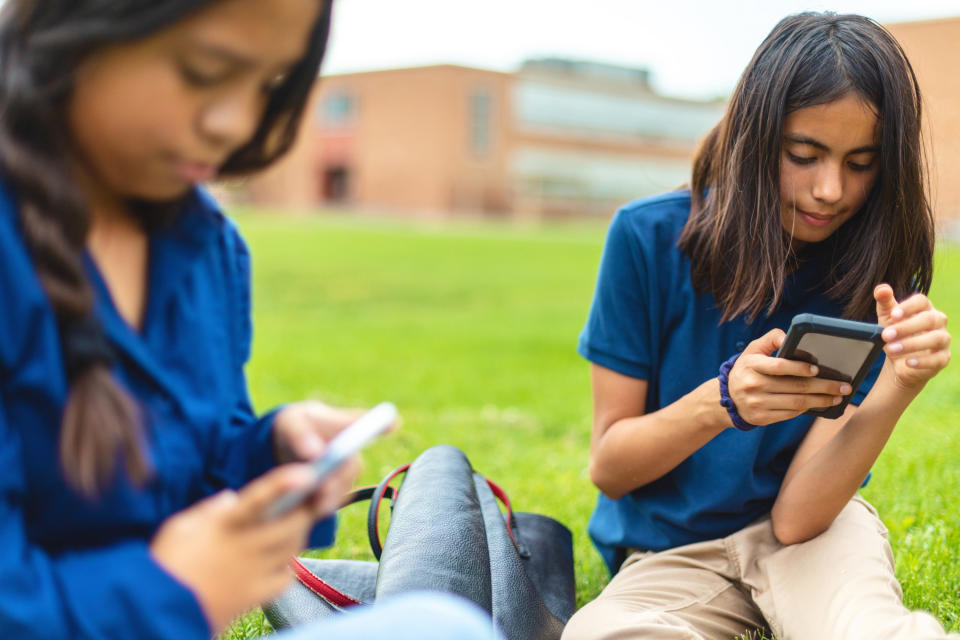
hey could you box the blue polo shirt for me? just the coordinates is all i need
[578,191,882,573]
[0,181,334,639]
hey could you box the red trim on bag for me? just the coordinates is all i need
[290,558,362,608]
[373,463,411,551]
[485,479,519,549]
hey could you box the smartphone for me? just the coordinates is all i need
[262,402,398,520]
[777,313,884,419]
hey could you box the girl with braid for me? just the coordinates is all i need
[0,1,496,639]
[564,13,955,640]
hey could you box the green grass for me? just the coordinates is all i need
[222,211,960,638]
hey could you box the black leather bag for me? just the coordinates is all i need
[264,445,576,640]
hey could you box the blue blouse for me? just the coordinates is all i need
[578,191,882,572]
[0,181,334,639]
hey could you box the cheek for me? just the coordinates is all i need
[69,62,196,196]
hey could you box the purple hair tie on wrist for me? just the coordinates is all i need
[718,353,758,431]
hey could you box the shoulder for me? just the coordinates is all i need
[608,190,692,251]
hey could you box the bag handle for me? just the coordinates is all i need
[365,463,524,559]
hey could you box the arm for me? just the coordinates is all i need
[0,401,210,640]
[589,365,730,499]
[590,330,849,500]
[770,286,950,545]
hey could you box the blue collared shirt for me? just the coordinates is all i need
[578,191,882,573]
[0,181,334,639]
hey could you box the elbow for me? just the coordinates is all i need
[770,512,827,546]
[588,455,628,501]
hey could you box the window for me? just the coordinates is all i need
[469,91,493,156]
[321,93,355,127]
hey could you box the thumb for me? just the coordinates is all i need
[742,329,786,357]
[874,283,899,323]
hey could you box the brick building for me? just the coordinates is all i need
[245,59,724,219]
[247,17,960,225]
[886,17,960,230]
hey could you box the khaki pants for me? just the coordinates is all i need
[563,496,957,640]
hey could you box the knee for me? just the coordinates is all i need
[563,601,703,640]
[375,592,500,640]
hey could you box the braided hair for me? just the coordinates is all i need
[0,0,333,496]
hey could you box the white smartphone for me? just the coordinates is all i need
[262,401,398,520]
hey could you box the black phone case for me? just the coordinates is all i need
[777,313,884,419]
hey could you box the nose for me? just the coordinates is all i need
[197,89,264,153]
[812,162,843,205]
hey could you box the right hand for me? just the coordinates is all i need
[149,464,324,633]
[726,329,852,426]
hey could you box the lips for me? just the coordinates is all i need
[796,208,837,228]
[172,159,220,183]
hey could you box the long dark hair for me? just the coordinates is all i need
[678,12,933,322]
[0,0,333,496]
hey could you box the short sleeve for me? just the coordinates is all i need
[577,208,654,380]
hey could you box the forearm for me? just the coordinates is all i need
[590,378,731,498]
[772,365,921,544]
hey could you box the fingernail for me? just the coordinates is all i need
[833,396,842,405]
[809,365,818,375]
[888,342,903,353]
[883,328,897,341]
[907,358,919,368]
[290,465,319,487]
[840,384,852,394]
[300,433,324,458]
[892,307,904,319]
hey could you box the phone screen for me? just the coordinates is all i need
[791,333,877,382]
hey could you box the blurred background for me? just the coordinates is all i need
[228,0,960,232]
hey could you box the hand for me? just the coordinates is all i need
[272,401,379,514]
[150,464,323,633]
[727,329,852,426]
[874,284,950,391]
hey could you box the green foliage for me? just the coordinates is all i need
[222,212,960,638]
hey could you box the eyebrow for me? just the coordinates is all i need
[784,135,879,155]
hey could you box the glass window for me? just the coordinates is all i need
[469,91,493,156]
[321,93,355,127]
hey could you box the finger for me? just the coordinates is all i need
[742,329,786,357]
[899,350,951,371]
[882,309,947,342]
[228,464,318,526]
[765,392,843,412]
[885,329,950,356]
[751,356,821,378]
[309,457,362,518]
[761,375,852,396]
[874,283,899,321]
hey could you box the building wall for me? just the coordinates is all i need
[313,66,511,219]
[242,62,726,219]
[887,17,960,227]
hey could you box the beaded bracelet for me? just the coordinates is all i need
[718,353,758,431]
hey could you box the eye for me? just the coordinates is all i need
[179,63,227,88]
[786,152,816,166]
[848,159,875,172]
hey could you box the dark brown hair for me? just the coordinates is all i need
[678,12,933,322]
[0,0,333,496]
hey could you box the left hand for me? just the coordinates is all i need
[271,401,369,514]
[874,284,951,391]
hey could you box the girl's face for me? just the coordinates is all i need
[68,0,321,205]
[778,93,881,247]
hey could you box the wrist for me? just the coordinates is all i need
[695,378,735,436]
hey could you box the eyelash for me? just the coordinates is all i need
[786,152,874,172]
[179,64,225,87]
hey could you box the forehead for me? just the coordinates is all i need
[783,93,880,151]
[166,0,322,64]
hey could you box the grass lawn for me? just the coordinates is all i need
[223,211,960,638]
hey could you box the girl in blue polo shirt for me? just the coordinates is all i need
[564,13,955,640]
[0,1,496,639]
